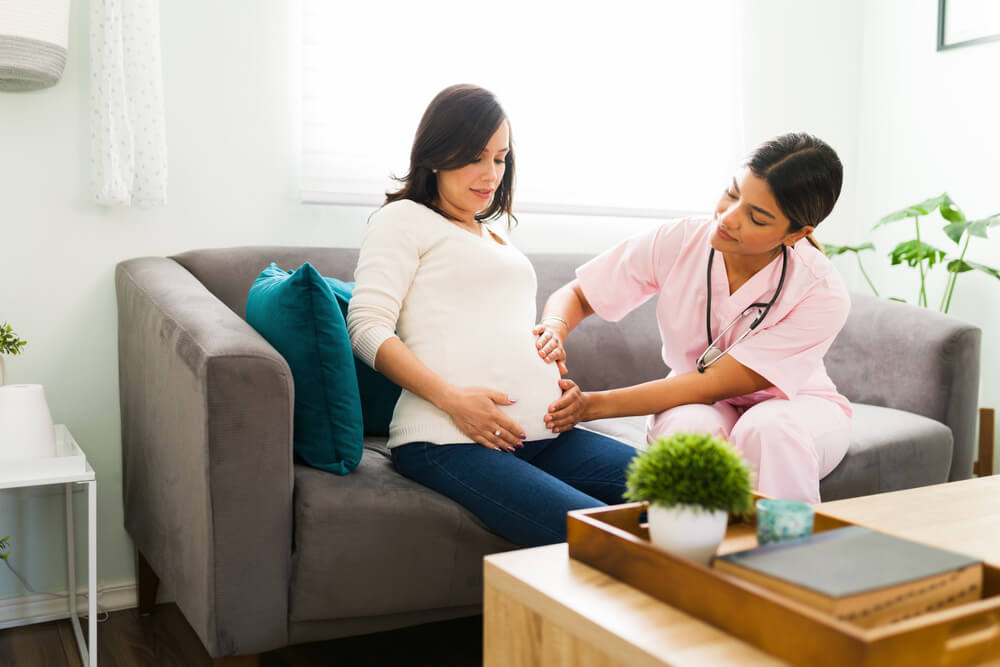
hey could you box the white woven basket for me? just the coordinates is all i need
[0,0,72,91]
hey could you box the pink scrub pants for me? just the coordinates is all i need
[646,396,850,504]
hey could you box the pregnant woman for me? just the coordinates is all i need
[347,84,638,546]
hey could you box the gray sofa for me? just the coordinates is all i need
[115,246,981,661]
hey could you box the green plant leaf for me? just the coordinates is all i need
[874,193,950,229]
[823,242,875,258]
[888,297,907,302]
[623,433,754,516]
[946,259,974,274]
[0,322,27,356]
[948,259,1000,280]
[938,195,965,223]
[942,213,1000,244]
[888,240,948,268]
[942,221,974,244]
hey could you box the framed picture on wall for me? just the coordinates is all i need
[938,0,1000,50]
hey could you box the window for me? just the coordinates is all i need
[302,1,744,217]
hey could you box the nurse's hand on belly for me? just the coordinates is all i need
[439,385,528,453]
[543,379,585,433]
[532,322,569,375]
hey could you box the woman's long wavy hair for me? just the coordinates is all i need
[746,133,843,251]
[385,84,516,226]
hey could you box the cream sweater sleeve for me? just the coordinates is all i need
[347,203,422,369]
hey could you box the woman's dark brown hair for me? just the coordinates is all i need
[746,132,843,251]
[385,84,516,225]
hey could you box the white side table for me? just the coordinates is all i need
[0,424,97,666]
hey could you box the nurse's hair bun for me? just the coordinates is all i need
[746,133,843,232]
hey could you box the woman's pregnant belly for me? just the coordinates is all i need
[488,341,563,441]
[419,328,563,442]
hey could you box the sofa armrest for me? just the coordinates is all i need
[116,257,293,657]
[825,293,981,482]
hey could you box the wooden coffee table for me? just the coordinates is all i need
[483,476,1000,667]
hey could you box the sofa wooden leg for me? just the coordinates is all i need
[136,550,160,615]
[975,407,995,477]
[213,655,261,666]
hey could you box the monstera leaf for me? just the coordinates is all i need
[946,259,1000,280]
[874,193,964,229]
[942,213,1000,244]
[888,240,947,268]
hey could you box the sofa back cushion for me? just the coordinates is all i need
[174,247,361,319]
[178,246,925,403]
[173,247,669,393]
[174,245,971,406]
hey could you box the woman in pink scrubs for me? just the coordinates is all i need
[536,133,850,504]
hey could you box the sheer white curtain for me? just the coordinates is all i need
[302,1,744,217]
[90,0,167,207]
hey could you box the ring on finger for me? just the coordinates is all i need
[494,429,501,437]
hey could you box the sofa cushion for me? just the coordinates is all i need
[289,448,516,623]
[583,407,953,503]
[819,403,953,501]
[246,262,363,475]
[324,278,402,436]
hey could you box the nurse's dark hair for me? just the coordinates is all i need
[384,84,516,227]
[746,132,843,251]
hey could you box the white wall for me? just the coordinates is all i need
[7,0,946,609]
[855,0,1000,470]
[739,0,864,254]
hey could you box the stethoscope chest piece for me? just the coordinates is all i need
[700,345,724,367]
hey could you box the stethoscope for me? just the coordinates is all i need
[696,245,788,373]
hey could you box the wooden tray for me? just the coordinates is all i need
[567,502,1000,666]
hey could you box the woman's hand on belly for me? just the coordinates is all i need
[439,385,527,452]
[543,379,587,433]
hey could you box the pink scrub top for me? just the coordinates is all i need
[575,217,853,417]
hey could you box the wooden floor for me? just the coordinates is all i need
[0,604,483,666]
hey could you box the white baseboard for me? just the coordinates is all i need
[0,578,136,630]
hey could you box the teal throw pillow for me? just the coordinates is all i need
[324,277,403,436]
[246,262,363,475]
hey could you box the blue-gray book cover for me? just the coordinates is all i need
[714,525,980,598]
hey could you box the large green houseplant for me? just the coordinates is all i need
[624,432,753,564]
[826,194,1000,313]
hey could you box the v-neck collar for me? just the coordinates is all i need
[712,248,786,314]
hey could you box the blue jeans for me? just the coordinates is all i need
[390,428,638,547]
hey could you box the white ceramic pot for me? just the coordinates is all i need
[0,384,57,461]
[647,503,729,565]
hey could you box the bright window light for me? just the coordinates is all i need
[302,1,744,217]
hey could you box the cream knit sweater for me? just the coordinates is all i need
[347,200,562,448]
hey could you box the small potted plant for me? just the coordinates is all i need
[0,322,27,386]
[624,432,753,564]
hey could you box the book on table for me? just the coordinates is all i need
[711,525,983,628]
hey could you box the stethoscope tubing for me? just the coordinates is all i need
[697,244,788,373]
